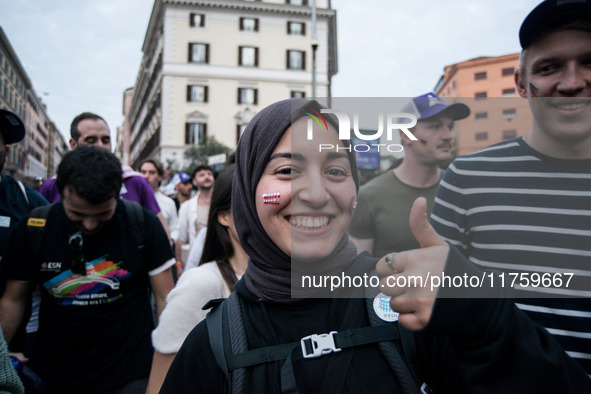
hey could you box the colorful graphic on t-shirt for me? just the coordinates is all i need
[42,254,130,305]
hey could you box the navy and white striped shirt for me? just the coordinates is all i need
[431,137,591,375]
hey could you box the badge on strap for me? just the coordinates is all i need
[373,292,399,322]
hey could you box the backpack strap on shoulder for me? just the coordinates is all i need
[207,270,423,394]
[16,181,30,207]
[206,297,231,380]
[226,292,248,394]
[121,199,145,252]
[365,274,422,394]
[26,205,52,264]
[219,298,404,394]
[206,292,248,394]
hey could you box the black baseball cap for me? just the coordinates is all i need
[520,0,591,49]
[0,109,25,144]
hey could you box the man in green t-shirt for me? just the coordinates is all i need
[348,92,469,257]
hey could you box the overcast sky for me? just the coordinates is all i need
[0,0,541,142]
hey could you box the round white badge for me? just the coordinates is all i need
[373,293,399,322]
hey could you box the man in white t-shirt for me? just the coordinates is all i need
[175,165,215,273]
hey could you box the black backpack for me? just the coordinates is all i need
[205,277,430,394]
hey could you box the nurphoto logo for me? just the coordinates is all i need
[304,107,419,153]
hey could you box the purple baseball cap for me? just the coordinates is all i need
[401,93,470,122]
[519,0,591,49]
[0,109,25,144]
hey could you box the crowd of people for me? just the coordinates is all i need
[0,0,590,392]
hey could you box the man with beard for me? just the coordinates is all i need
[172,172,194,209]
[175,165,215,273]
[0,146,174,393]
[349,92,469,257]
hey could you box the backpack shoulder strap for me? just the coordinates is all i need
[121,199,145,251]
[206,292,247,393]
[206,297,231,380]
[208,278,423,394]
[365,273,422,394]
[16,181,30,208]
[26,205,52,264]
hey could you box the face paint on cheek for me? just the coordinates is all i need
[263,193,281,205]
[529,82,539,97]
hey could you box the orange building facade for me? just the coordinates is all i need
[435,53,533,155]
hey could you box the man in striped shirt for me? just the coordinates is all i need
[431,0,591,376]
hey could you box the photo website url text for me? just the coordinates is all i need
[301,272,575,293]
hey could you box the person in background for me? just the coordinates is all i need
[139,159,179,243]
[146,164,247,393]
[348,93,469,257]
[0,109,48,260]
[0,109,48,361]
[0,329,23,394]
[161,167,174,189]
[0,146,175,393]
[39,112,171,241]
[172,172,194,210]
[185,154,237,271]
[431,0,591,375]
[175,165,215,273]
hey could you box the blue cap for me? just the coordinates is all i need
[0,109,25,144]
[402,93,470,122]
[520,0,591,49]
[173,172,191,186]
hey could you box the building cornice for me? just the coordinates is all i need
[448,52,520,71]
[0,27,34,89]
[143,0,335,53]
[168,0,335,17]
[437,52,520,94]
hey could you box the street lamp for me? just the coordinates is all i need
[311,0,318,100]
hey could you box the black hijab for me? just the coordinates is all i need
[232,98,359,302]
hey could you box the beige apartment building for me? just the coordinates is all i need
[115,87,135,166]
[125,0,337,169]
[435,53,533,155]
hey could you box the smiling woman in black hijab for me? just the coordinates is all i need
[160,99,591,394]
[232,98,360,302]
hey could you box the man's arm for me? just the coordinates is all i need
[429,165,469,255]
[147,351,176,394]
[39,178,61,203]
[175,201,190,267]
[0,280,35,343]
[150,267,174,320]
[349,235,374,255]
[174,240,186,278]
